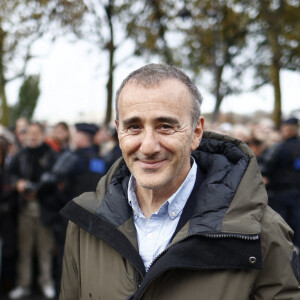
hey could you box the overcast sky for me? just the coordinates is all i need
[6,38,300,125]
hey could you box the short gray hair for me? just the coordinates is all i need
[115,64,203,127]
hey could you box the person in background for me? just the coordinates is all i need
[8,123,57,299]
[45,122,70,153]
[93,125,111,156]
[247,137,267,173]
[101,128,122,171]
[66,123,105,197]
[60,64,300,300]
[262,117,300,249]
[13,118,29,151]
[38,123,104,296]
[0,136,18,298]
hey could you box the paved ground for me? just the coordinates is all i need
[1,289,58,300]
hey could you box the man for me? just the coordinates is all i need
[60,64,300,299]
[8,123,57,299]
[13,117,28,151]
[45,121,71,153]
[68,123,106,197]
[262,117,300,248]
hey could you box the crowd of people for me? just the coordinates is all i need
[0,113,299,299]
[0,118,122,299]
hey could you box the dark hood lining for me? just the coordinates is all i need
[94,136,250,234]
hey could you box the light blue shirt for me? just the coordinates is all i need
[128,158,198,270]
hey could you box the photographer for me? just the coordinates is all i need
[8,122,57,299]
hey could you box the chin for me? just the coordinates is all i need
[136,175,169,191]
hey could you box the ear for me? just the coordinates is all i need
[190,117,204,151]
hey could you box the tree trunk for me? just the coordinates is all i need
[268,28,282,130]
[104,1,115,125]
[105,40,114,125]
[0,28,9,126]
[152,0,174,65]
[270,63,281,130]
[0,80,9,126]
[211,65,224,123]
[261,0,282,130]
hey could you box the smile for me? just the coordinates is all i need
[138,160,166,170]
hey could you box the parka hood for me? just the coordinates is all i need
[65,131,267,238]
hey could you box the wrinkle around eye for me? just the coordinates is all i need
[126,125,142,134]
[157,126,176,134]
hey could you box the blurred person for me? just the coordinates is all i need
[8,123,57,299]
[35,123,107,295]
[231,124,251,143]
[262,117,300,249]
[265,129,282,148]
[0,136,18,297]
[101,128,122,170]
[54,122,70,151]
[93,124,111,156]
[38,123,106,231]
[13,117,29,151]
[247,136,268,173]
[0,125,17,164]
[45,122,70,153]
[253,118,275,142]
[60,64,300,299]
[216,122,233,136]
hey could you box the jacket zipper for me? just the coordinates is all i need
[147,232,259,271]
[132,232,260,300]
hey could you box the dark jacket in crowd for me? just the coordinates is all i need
[69,146,106,198]
[9,142,57,222]
[263,136,300,191]
[60,132,300,300]
[0,168,18,258]
[38,146,105,244]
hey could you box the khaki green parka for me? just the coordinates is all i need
[60,132,300,300]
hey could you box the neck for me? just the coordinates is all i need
[136,187,172,219]
[134,158,193,219]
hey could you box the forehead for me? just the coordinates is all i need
[118,79,192,119]
[28,124,43,133]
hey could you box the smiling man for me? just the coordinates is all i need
[60,64,300,300]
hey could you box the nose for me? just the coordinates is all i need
[140,128,161,156]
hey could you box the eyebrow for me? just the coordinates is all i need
[121,117,142,128]
[121,116,180,128]
[156,117,180,126]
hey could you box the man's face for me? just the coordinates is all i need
[26,125,44,148]
[72,131,89,149]
[116,79,204,195]
[54,125,69,144]
[281,124,298,140]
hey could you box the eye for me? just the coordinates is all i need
[127,124,142,133]
[157,124,175,134]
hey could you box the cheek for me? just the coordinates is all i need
[119,135,140,155]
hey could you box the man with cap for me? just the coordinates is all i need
[263,117,300,249]
[66,123,106,197]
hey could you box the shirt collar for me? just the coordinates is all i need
[128,157,197,220]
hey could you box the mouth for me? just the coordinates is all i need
[138,159,166,170]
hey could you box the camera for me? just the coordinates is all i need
[24,182,37,194]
